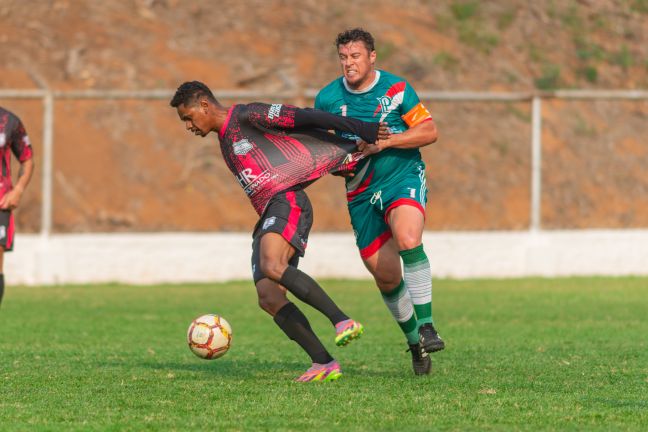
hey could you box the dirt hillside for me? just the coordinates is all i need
[0,0,646,232]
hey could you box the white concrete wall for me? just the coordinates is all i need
[6,230,648,285]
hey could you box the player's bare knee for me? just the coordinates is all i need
[395,235,422,251]
[259,259,288,282]
[257,295,276,315]
[257,296,270,314]
[372,269,401,292]
[376,276,402,292]
[256,285,284,315]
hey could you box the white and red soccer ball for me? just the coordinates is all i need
[187,314,232,359]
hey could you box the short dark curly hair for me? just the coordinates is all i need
[169,81,218,108]
[335,28,375,52]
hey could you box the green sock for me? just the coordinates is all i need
[400,245,433,326]
[381,280,419,345]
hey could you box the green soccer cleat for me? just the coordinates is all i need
[334,319,364,347]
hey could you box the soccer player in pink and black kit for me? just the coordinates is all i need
[0,107,35,307]
[170,81,388,382]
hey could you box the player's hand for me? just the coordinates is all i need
[332,170,355,178]
[0,188,23,210]
[360,143,381,156]
[360,139,389,157]
[356,139,369,153]
[377,122,391,140]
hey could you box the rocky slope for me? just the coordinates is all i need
[1,0,646,232]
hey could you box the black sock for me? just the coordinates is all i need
[273,302,334,364]
[279,266,348,326]
[0,274,4,306]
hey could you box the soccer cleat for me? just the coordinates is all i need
[407,343,431,375]
[295,360,342,382]
[334,319,364,347]
[419,323,445,354]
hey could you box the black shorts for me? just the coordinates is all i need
[251,189,313,283]
[0,210,15,252]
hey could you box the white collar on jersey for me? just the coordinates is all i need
[342,70,381,94]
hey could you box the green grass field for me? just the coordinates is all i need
[1,278,647,431]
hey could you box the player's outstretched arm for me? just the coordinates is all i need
[293,108,379,144]
[377,119,438,151]
[357,120,437,157]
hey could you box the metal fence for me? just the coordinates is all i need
[1,88,647,238]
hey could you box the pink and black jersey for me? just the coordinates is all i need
[0,107,33,199]
[217,103,378,215]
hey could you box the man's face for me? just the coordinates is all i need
[337,41,376,90]
[177,100,211,137]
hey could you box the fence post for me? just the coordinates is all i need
[530,96,542,232]
[41,92,53,238]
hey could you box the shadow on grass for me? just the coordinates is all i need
[116,359,300,377]
[101,358,410,380]
[583,397,648,409]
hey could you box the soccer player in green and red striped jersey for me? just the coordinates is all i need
[315,28,445,375]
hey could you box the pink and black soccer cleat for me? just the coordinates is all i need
[334,319,364,347]
[295,360,342,382]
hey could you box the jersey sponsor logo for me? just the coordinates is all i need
[235,168,257,187]
[244,171,275,195]
[236,168,275,195]
[373,82,406,122]
[377,96,392,112]
[232,138,253,156]
[268,104,283,120]
[0,133,5,147]
[262,216,276,230]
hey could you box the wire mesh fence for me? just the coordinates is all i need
[1,88,647,235]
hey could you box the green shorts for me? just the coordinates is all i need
[346,162,427,259]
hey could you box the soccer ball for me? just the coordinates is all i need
[187,314,232,359]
